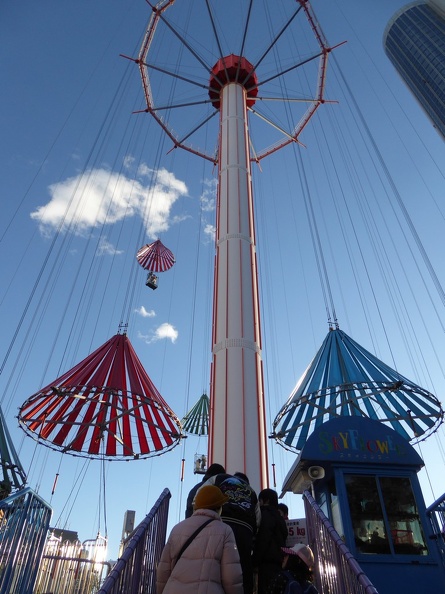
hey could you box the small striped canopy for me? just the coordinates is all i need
[272,329,444,453]
[18,333,182,460]
[181,394,210,436]
[136,239,175,272]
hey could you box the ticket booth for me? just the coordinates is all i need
[281,416,445,593]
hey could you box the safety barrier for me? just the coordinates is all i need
[35,533,110,594]
[97,488,171,594]
[426,491,445,564]
[303,490,379,594]
[0,487,52,594]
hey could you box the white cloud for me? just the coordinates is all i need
[135,306,156,318]
[123,155,135,169]
[201,178,217,212]
[204,223,215,242]
[138,322,178,344]
[137,163,151,177]
[154,323,178,343]
[97,236,123,256]
[31,163,188,238]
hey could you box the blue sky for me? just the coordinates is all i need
[1,0,445,559]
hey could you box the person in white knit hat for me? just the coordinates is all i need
[266,543,318,594]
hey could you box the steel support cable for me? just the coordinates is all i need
[0,61,137,412]
[155,10,210,506]
[253,172,282,478]
[326,114,408,352]
[335,60,445,317]
[120,31,179,327]
[119,136,169,327]
[310,111,400,368]
[275,75,336,328]
[121,2,196,328]
[178,165,209,518]
[263,0,337,330]
[285,12,423,373]
[326,59,445,388]
[262,10,442,440]
[204,0,226,70]
[331,0,445,215]
[0,147,98,387]
[0,7,134,247]
[295,146,337,329]
[48,454,64,506]
[286,13,442,382]
[4,25,147,396]
[321,70,445,384]
[100,12,170,331]
[100,447,108,538]
[309,58,440,382]
[52,458,91,530]
[139,6,196,398]
[98,120,163,336]
[67,93,152,350]
[257,5,331,482]
[182,154,210,426]
[414,439,437,502]
[238,0,254,60]
[251,4,293,480]
[306,110,440,426]
[34,65,142,380]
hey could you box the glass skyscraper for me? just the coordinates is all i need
[384,1,445,139]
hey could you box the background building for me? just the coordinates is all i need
[384,1,445,139]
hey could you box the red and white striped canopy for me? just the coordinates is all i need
[18,333,182,460]
[136,239,175,272]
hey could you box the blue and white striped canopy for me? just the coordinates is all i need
[271,329,444,452]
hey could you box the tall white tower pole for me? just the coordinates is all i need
[208,58,269,490]
[137,3,332,490]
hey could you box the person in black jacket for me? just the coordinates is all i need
[184,463,225,518]
[203,471,261,593]
[253,488,288,594]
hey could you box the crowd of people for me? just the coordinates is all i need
[156,463,318,594]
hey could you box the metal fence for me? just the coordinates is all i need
[97,488,171,594]
[303,490,379,594]
[0,487,52,594]
[34,533,110,594]
[426,491,445,565]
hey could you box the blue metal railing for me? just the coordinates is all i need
[0,487,52,594]
[303,490,379,594]
[97,488,171,594]
[426,491,445,564]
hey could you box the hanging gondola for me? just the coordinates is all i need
[136,239,175,290]
[18,332,183,460]
[181,393,210,437]
[271,328,444,453]
[181,393,210,475]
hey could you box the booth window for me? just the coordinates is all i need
[345,474,428,556]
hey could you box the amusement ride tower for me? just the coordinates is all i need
[134,0,334,490]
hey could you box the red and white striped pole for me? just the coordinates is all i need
[208,57,269,491]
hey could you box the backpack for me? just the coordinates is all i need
[282,571,304,594]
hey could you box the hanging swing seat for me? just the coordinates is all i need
[146,272,158,290]
[194,453,208,475]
